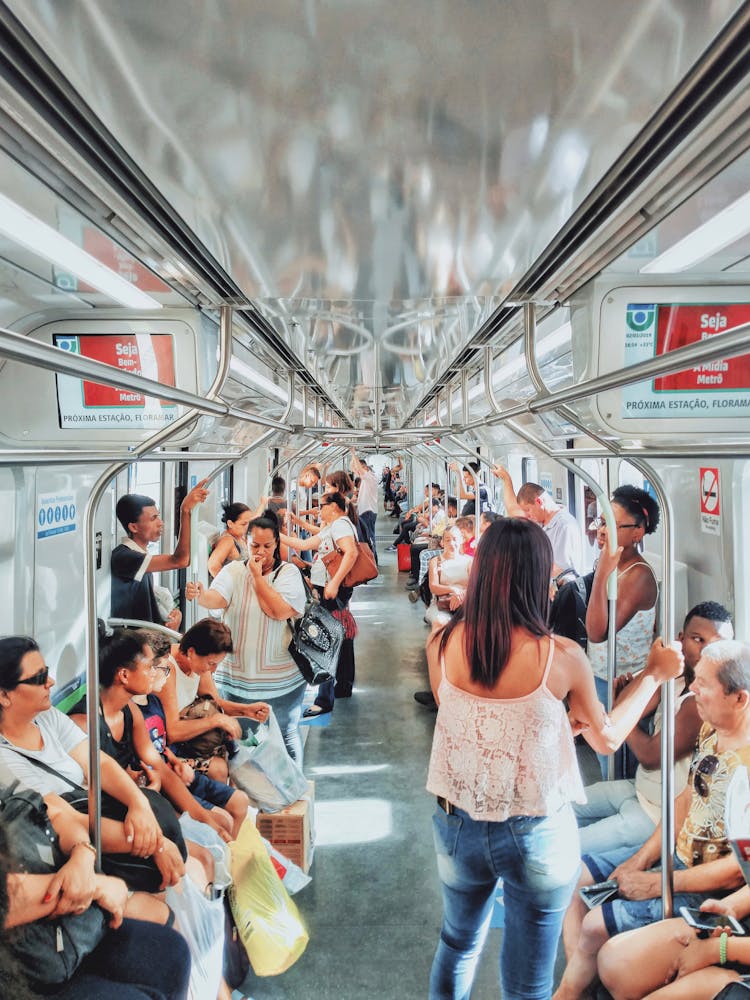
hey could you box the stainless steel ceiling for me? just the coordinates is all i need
[2,0,748,431]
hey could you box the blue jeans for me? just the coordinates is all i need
[583,849,709,937]
[430,802,581,1000]
[237,681,308,766]
[575,778,656,854]
[359,509,377,560]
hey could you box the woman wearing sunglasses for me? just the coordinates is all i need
[0,635,185,893]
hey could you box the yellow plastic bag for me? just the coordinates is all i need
[228,819,309,976]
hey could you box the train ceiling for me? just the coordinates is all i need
[0,1,749,439]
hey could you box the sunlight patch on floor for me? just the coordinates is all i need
[314,798,393,845]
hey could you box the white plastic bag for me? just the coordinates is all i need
[166,876,225,1000]
[179,813,232,890]
[229,709,308,812]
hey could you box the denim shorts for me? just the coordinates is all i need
[188,771,234,811]
[583,847,708,938]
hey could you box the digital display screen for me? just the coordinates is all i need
[53,333,177,429]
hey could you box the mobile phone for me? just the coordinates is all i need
[679,906,746,935]
[579,880,619,909]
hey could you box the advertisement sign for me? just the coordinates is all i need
[37,491,77,539]
[699,467,721,536]
[53,333,177,429]
[622,303,750,418]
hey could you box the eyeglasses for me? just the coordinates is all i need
[590,517,640,531]
[694,753,720,798]
[16,666,50,686]
[150,663,171,677]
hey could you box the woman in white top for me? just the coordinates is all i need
[586,484,660,777]
[281,491,358,716]
[425,525,473,628]
[187,513,305,761]
[425,518,682,1000]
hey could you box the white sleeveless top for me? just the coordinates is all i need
[426,638,585,821]
[589,561,657,681]
[172,655,200,710]
[634,688,694,823]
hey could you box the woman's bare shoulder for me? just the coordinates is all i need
[551,634,590,671]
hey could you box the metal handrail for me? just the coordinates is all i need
[81,304,234,863]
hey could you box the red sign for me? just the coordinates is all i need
[653,304,750,392]
[699,467,720,516]
[77,335,175,408]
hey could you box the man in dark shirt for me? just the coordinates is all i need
[111,479,209,627]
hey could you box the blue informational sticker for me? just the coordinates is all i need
[37,492,77,539]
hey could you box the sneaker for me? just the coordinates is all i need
[408,590,420,603]
[414,690,437,710]
[405,577,417,586]
[385,544,396,552]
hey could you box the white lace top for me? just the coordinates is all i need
[589,561,657,681]
[426,638,585,821]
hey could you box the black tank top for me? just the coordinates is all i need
[100,703,136,769]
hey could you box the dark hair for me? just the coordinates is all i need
[0,636,39,693]
[321,491,347,513]
[248,511,282,569]
[684,601,733,630]
[179,618,233,657]
[141,630,172,661]
[439,518,552,687]
[462,461,481,475]
[221,502,250,526]
[446,495,458,510]
[271,476,286,495]
[611,485,660,534]
[481,510,501,524]
[326,470,354,496]
[98,622,151,688]
[115,493,156,535]
[516,482,544,504]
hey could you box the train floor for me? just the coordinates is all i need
[240,516,602,1000]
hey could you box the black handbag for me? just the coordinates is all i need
[287,581,345,686]
[3,745,187,893]
[0,781,107,987]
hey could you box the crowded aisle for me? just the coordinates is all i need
[245,514,504,999]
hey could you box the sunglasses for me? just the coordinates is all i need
[694,753,720,798]
[590,517,640,531]
[16,666,50,687]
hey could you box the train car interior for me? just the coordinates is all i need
[1,2,750,997]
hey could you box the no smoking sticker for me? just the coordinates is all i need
[700,467,720,535]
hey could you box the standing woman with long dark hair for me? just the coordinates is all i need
[425,518,682,1000]
[280,492,359,716]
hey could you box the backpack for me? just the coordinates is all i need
[0,782,107,987]
[549,572,593,649]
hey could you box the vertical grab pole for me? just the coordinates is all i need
[83,303,234,862]
[630,459,675,919]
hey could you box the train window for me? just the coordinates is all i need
[521,457,538,483]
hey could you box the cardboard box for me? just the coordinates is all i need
[256,781,314,873]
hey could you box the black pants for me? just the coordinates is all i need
[312,585,355,710]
